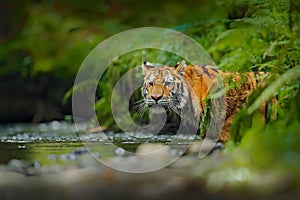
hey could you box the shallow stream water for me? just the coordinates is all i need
[0,121,83,166]
[0,121,197,168]
[0,121,298,199]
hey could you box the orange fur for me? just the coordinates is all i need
[141,61,269,142]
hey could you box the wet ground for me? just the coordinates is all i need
[0,121,299,199]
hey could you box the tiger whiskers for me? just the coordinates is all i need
[167,101,182,115]
[133,95,185,119]
[132,99,148,118]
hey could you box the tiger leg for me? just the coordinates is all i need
[219,114,235,142]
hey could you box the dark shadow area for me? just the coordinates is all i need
[0,74,73,123]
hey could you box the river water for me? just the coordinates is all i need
[0,121,298,199]
[0,121,197,168]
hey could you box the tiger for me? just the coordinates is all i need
[140,60,270,142]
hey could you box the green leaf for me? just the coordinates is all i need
[247,66,300,114]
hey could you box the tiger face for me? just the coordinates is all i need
[141,61,189,114]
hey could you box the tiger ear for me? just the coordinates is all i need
[142,61,154,74]
[174,60,186,75]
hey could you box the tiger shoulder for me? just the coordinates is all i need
[140,60,271,142]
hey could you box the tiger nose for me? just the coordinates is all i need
[151,95,163,103]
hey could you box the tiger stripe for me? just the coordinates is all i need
[140,60,271,142]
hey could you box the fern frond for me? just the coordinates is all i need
[247,65,300,114]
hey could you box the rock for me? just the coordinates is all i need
[135,143,173,172]
[115,147,126,156]
[103,143,175,173]
[7,159,27,174]
[187,140,224,158]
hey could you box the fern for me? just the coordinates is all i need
[247,65,300,114]
[209,0,297,73]
[207,0,300,146]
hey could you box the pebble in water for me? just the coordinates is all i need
[18,145,27,149]
[47,148,90,161]
[50,121,61,130]
[7,159,26,173]
[6,159,41,176]
[115,147,126,157]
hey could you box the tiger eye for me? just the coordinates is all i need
[148,81,153,86]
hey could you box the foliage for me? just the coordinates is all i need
[215,1,296,69]
[0,0,216,77]
[2,0,300,182]
[95,0,300,179]
[207,0,300,144]
[59,0,300,147]
[199,0,300,180]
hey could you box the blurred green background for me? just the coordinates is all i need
[1,0,299,128]
[0,0,231,122]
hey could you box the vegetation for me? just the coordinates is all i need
[1,0,300,191]
[69,0,300,181]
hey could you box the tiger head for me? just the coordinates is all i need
[141,60,190,114]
